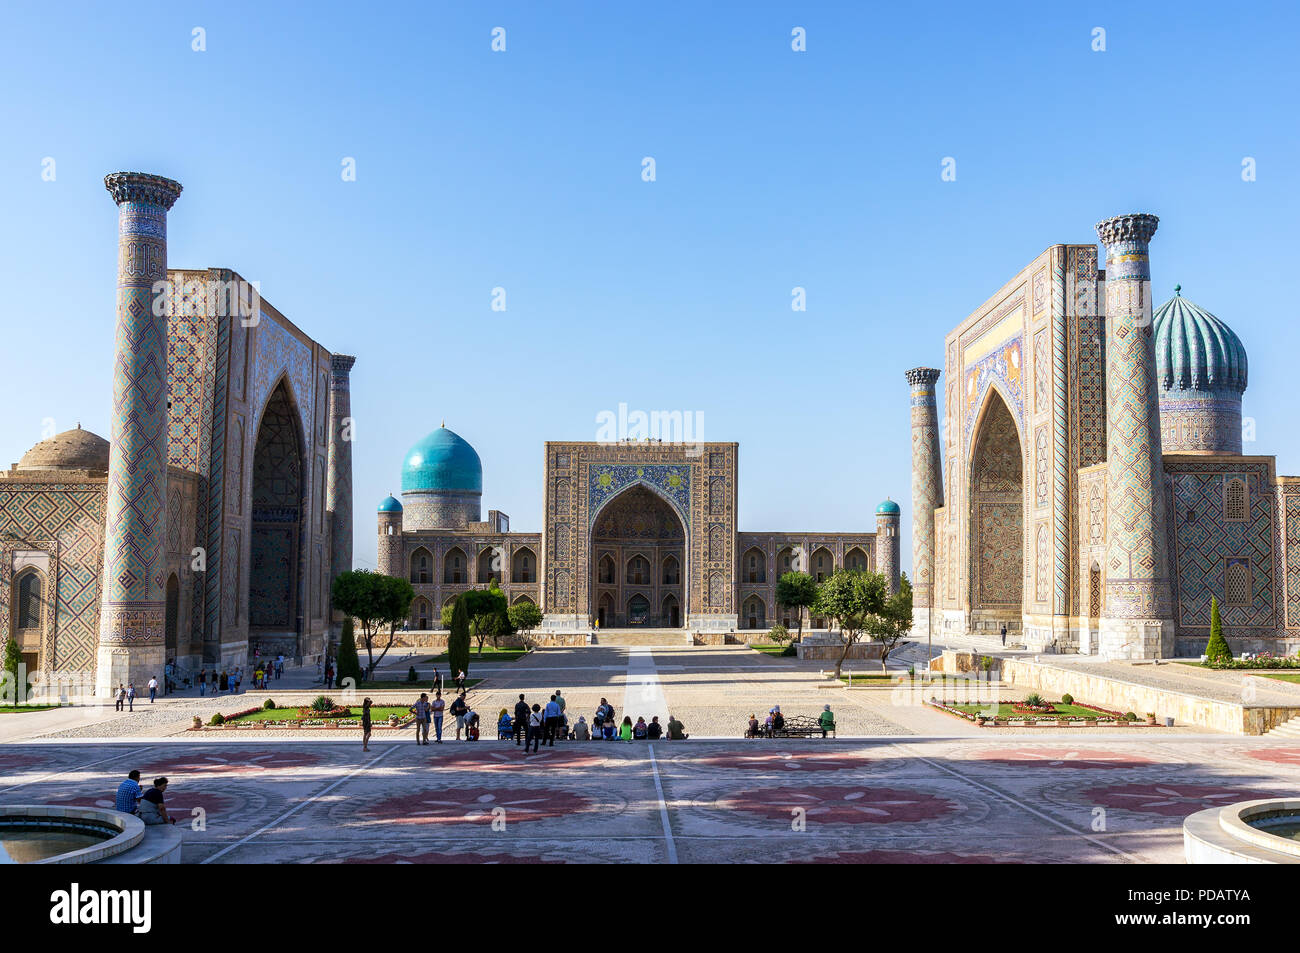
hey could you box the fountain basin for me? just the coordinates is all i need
[1184,798,1300,864]
[0,806,180,864]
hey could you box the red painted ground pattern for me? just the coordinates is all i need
[720,785,958,824]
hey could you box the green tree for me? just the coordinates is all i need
[440,604,455,629]
[2,636,22,705]
[812,568,911,678]
[448,594,471,678]
[331,569,415,679]
[462,580,510,654]
[335,616,363,687]
[863,573,914,673]
[775,571,818,643]
[508,601,543,640]
[1205,595,1232,665]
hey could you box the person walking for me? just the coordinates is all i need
[1001,624,1007,647]
[454,669,466,693]
[525,703,544,754]
[114,683,126,712]
[513,694,530,746]
[276,655,284,680]
[410,693,432,745]
[324,663,335,689]
[198,668,207,697]
[543,694,562,747]
[147,675,158,703]
[430,665,441,693]
[125,682,136,712]
[361,697,373,752]
[114,770,143,814]
[449,691,468,741]
[431,690,446,743]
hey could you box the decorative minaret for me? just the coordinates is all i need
[97,172,183,695]
[1095,213,1175,659]
[874,499,902,594]
[377,495,403,578]
[326,354,356,646]
[906,368,944,630]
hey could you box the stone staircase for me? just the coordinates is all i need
[590,628,693,647]
[1265,714,1300,737]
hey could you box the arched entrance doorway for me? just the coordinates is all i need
[968,389,1024,631]
[590,484,685,627]
[249,381,305,655]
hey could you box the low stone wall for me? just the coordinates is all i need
[795,642,883,661]
[932,650,1001,676]
[385,631,589,649]
[1000,658,1300,735]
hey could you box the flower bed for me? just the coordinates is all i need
[193,704,413,730]
[1205,652,1300,671]
[928,699,1142,726]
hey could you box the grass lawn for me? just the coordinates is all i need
[350,678,483,691]
[839,672,943,684]
[405,647,530,665]
[946,702,1122,720]
[0,705,58,713]
[750,644,795,657]
[228,705,411,723]
[1175,660,1300,682]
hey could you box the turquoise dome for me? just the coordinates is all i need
[378,495,403,513]
[1154,288,1248,394]
[876,498,901,516]
[401,425,483,494]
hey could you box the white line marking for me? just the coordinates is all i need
[200,744,398,864]
[0,744,155,796]
[893,742,1138,862]
[647,744,678,864]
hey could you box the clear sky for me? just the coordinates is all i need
[2,1,1297,575]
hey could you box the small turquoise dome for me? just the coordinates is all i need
[378,495,403,513]
[401,425,483,494]
[1154,289,1248,394]
[876,498,901,516]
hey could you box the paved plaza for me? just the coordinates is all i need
[5,735,1300,863]
[4,644,1300,863]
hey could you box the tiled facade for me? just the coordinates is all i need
[380,440,901,632]
[915,215,1300,657]
[1,174,352,690]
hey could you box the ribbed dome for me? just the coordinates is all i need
[17,426,110,473]
[1154,289,1248,394]
[875,498,901,516]
[400,425,482,494]
[377,495,403,513]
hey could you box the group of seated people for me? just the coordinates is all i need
[744,704,836,738]
[494,701,687,741]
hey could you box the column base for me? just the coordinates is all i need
[1098,618,1175,660]
[541,613,588,632]
[95,643,166,698]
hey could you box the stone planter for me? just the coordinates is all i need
[1146,712,1157,726]
[191,716,202,730]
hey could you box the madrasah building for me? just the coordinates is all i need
[909,212,1300,659]
[376,433,902,635]
[0,173,354,693]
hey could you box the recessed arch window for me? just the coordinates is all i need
[1225,558,1251,606]
[1224,478,1248,522]
[16,571,42,630]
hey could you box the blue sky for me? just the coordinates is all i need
[2,1,1297,574]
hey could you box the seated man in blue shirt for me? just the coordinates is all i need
[115,770,143,814]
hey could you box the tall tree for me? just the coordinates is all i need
[2,636,22,705]
[448,594,471,677]
[813,568,892,679]
[463,580,509,654]
[863,572,914,673]
[1205,595,1232,665]
[508,601,543,640]
[335,616,362,687]
[332,569,415,679]
[775,571,818,643]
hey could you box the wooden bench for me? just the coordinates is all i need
[770,715,835,738]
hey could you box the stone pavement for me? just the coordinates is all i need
[5,735,1300,863]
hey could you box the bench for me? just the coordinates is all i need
[755,715,835,738]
